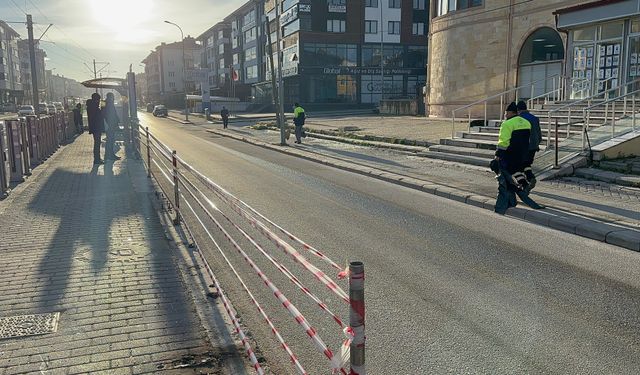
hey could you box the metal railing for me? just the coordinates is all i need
[545,77,639,147]
[582,87,640,148]
[450,74,562,138]
[133,126,366,375]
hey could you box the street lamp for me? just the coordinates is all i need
[164,20,189,122]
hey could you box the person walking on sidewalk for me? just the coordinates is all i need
[293,102,306,144]
[73,103,83,134]
[103,92,121,161]
[87,93,103,165]
[517,100,542,191]
[220,106,230,129]
[493,102,543,214]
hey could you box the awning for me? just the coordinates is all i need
[555,0,640,29]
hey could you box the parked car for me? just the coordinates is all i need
[146,103,154,112]
[17,105,36,117]
[53,102,64,112]
[38,103,48,115]
[47,104,57,114]
[152,105,168,117]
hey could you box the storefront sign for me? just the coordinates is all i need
[328,4,346,13]
[304,66,422,75]
[299,4,311,12]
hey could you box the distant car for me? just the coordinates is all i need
[146,103,154,112]
[152,105,168,117]
[17,105,35,117]
[53,102,64,112]
[38,103,48,115]
[47,104,57,114]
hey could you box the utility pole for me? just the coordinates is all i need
[26,15,39,108]
[265,16,281,138]
[274,0,287,145]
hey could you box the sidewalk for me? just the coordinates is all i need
[0,134,247,374]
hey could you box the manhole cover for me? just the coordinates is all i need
[0,312,60,339]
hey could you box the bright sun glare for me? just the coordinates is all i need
[91,0,153,43]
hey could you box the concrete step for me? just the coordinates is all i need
[477,126,582,137]
[429,144,496,159]
[574,167,640,187]
[417,150,492,167]
[440,137,497,150]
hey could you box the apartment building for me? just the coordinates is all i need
[17,39,47,105]
[0,21,23,107]
[254,0,428,109]
[142,37,201,107]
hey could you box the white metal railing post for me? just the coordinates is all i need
[484,101,487,127]
[612,100,616,139]
[633,96,637,131]
[146,127,151,178]
[349,261,365,375]
[500,95,504,121]
[547,112,551,147]
[172,150,181,225]
[582,109,587,150]
[467,109,471,133]
[530,83,534,103]
[554,118,559,168]
[451,111,456,139]
[567,107,571,127]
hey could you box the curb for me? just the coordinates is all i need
[166,115,193,125]
[206,128,640,252]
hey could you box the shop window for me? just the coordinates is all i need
[573,26,596,42]
[406,46,427,68]
[600,22,624,40]
[518,27,564,65]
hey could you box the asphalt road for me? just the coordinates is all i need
[139,112,640,375]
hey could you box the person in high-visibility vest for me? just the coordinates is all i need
[493,102,543,214]
[293,103,306,144]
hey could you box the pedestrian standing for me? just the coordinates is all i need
[72,103,83,134]
[87,93,103,165]
[293,102,306,144]
[103,92,121,160]
[221,106,230,129]
[493,102,540,214]
[516,100,541,190]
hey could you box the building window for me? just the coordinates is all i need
[243,10,256,26]
[327,20,346,33]
[168,82,176,88]
[0,73,4,81]
[413,0,425,9]
[412,22,425,35]
[388,21,400,35]
[303,43,357,66]
[233,54,239,64]
[245,46,257,62]
[458,0,483,10]
[218,30,224,39]
[328,0,346,4]
[168,71,175,77]
[219,58,225,69]
[218,43,225,54]
[389,0,401,8]
[365,0,378,7]
[246,65,258,79]
[365,20,378,35]
[244,27,256,43]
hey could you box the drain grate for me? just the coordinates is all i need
[0,312,60,339]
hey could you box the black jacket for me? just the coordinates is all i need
[86,99,102,134]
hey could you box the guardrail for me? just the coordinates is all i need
[134,126,367,375]
[582,88,640,146]
[451,74,562,138]
[0,112,77,198]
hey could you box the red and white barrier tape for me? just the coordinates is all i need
[177,177,345,374]
[182,194,307,374]
[176,160,349,304]
[179,172,348,331]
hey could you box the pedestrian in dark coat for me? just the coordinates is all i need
[220,106,230,129]
[87,93,103,165]
[517,100,541,189]
[72,103,83,134]
[103,92,120,160]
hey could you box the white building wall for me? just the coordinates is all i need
[364,2,401,44]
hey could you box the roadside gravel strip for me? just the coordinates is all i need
[206,128,640,252]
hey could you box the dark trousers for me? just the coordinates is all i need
[93,132,102,163]
[495,169,543,214]
[222,117,229,128]
[295,125,303,142]
[105,130,116,159]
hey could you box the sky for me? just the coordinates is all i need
[0,0,246,82]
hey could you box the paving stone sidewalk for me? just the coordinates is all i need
[0,134,245,374]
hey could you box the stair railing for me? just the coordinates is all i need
[450,74,562,139]
[545,77,637,147]
[582,87,640,149]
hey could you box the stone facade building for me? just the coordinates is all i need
[427,0,584,118]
